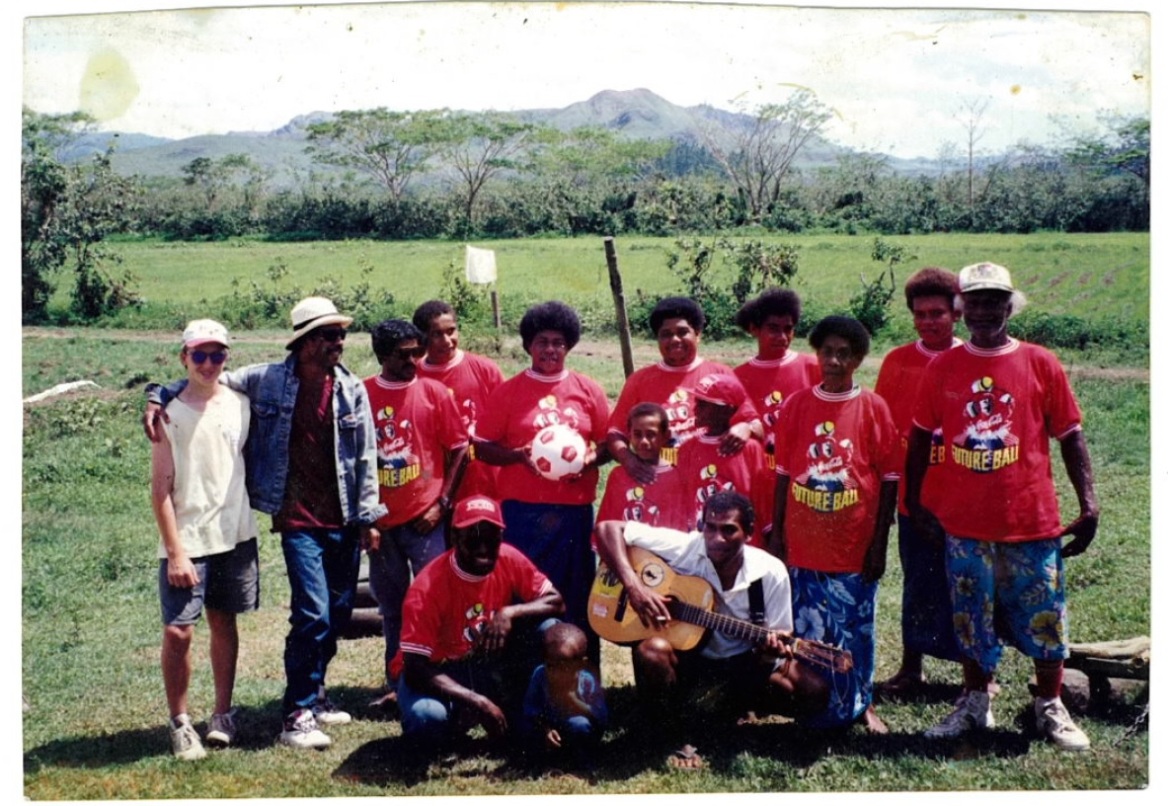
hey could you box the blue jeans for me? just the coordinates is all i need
[367,519,446,681]
[280,528,361,715]
[398,618,559,746]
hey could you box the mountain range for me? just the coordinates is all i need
[62,88,934,186]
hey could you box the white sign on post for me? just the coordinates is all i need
[465,246,497,285]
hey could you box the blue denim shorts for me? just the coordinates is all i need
[159,538,259,625]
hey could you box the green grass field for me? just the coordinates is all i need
[21,233,1150,797]
[82,231,1149,329]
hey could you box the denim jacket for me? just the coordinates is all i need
[149,354,387,526]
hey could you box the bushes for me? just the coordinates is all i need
[214,257,396,331]
[1009,310,1149,351]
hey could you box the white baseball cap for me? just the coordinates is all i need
[959,262,1014,293]
[182,319,230,349]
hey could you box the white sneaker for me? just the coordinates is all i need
[312,687,351,726]
[206,709,237,747]
[924,690,995,739]
[169,714,207,761]
[1034,698,1091,751]
[279,708,332,749]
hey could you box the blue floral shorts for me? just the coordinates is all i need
[945,535,1069,673]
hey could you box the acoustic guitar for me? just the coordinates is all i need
[587,546,853,674]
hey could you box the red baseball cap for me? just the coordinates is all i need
[451,495,506,529]
[692,373,747,409]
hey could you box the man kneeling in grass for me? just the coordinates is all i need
[393,495,566,749]
[150,320,259,760]
[594,491,830,770]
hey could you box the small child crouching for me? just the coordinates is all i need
[520,622,608,768]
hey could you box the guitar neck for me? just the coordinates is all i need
[669,599,775,645]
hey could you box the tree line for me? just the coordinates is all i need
[21,96,1149,323]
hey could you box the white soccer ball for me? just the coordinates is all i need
[530,424,587,481]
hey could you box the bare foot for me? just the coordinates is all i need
[861,705,888,734]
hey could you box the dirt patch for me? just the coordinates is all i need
[1063,365,1149,382]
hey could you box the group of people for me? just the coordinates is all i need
[144,258,1099,768]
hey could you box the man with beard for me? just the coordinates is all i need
[146,297,385,749]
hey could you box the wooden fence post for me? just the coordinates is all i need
[604,236,636,379]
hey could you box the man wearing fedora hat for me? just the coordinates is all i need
[904,262,1099,752]
[146,296,386,749]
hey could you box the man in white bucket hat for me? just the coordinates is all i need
[147,297,386,749]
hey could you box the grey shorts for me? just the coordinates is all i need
[159,538,260,626]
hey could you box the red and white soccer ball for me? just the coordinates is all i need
[530,424,587,481]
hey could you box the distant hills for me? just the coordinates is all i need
[63,88,932,186]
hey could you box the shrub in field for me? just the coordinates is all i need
[218,257,396,330]
[439,255,492,326]
[656,237,803,340]
[846,238,913,335]
[1010,310,1150,351]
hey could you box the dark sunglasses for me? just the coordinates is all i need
[394,346,427,360]
[315,328,348,343]
[189,349,228,365]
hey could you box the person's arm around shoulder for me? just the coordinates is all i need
[142,379,189,442]
[1058,428,1099,558]
[150,424,199,588]
[143,364,261,442]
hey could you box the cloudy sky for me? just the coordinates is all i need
[17,0,1151,160]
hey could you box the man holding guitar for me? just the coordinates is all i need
[593,491,831,769]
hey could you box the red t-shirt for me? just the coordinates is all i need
[595,462,688,532]
[912,338,1083,542]
[734,352,821,537]
[608,358,758,465]
[873,339,960,515]
[417,349,505,438]
[734,351,821,470]
[774,385,899,573]
[364,375,469,528]
[418,349,505,501]
[478,369,611,506]
[675,433,766,541]
[396,544,554,671]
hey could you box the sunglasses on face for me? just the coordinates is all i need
[188,349,228,365]
[394,346,427,360]
[315,328,348,343]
